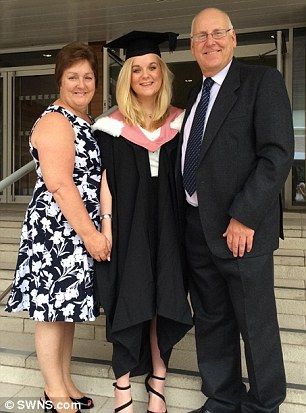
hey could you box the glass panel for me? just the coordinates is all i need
[0,77,3,182]
[0,49,59,68]
[239,54,276,68]
[168,61,201,108]
[109,57,122,108]
[14,74,58,196]
[292,28,306,206]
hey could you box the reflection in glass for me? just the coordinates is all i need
[292,28,306,206]
[109,58,121,108]
[14,74,58,196]
[0,77,3,182]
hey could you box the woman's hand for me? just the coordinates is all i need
[101,218,112,261]
[83,231,111,261]
[101,229,112,260]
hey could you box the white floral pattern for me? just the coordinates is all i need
[5,105,101,322]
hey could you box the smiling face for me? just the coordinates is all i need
[59,59,95,113]
[130,53,163,101]
[191,8,237,77]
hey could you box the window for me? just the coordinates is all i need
[292,28,306,206]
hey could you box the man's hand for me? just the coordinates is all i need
[223,218,255,257]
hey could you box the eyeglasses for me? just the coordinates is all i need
[191,28,233,43]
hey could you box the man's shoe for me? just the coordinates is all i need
[188,409,211,413]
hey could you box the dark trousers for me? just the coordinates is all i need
[185,205,286,413]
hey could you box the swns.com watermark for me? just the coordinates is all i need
[1,398,81,411]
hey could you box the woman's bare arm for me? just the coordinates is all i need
[32,112,110,261]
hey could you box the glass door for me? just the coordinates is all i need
[0,75,3,183]
[292,28,305,208]
[0,74,3,202]
[0,72,8,202]
[8,67,58,203]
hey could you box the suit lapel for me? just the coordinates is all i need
[198,60,241,164]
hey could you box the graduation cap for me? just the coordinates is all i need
[106,31,179,60]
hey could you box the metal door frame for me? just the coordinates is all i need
[0,65,55,203]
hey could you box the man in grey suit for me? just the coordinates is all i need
[179,8,294,413]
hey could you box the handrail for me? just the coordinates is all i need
[0,160,35,193]
[0,285,12,303]
[0,105,118,303]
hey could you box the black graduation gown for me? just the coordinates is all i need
[94,127,193,378]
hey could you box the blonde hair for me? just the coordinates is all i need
[116,55,174,129]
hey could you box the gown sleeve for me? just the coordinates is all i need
[94,130,113,172]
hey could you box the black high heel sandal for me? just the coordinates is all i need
[145,374,167,413]
[43,392,81,413]
[113,382,133,412]
[70,395,94,409]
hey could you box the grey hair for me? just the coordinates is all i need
[190,8,234,37]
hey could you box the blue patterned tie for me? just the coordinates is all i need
[183,77,214,196]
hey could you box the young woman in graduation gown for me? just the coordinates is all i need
[92,31,193,413]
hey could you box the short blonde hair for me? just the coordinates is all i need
[116,55,174,129]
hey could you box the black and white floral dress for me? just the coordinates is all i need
[5,105,101,322]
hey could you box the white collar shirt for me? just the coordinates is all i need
[181,60,232,206]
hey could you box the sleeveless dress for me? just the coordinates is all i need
[5,105,101,322]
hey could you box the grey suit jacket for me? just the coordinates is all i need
[178,58,294,259]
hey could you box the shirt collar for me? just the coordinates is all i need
[202,59,232,87]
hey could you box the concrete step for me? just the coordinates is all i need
[0,383,154,413]
[1,288,306,331]
[0,226,22,240]
[285,229,306,238]
[279,237,306,251]
[0,221,22,228]
[1,304,305,344]
[1,302,306,334]
[275,286,306,300]
[0,278,12,294]
[1,311,306,385]
[0,269,14,280]
[275,278,306,288]
[0,270,14,295]
[275,264,306,279]
[0,213,25,223]
[274,251,305,266]
[0,237,20,244]
[0,382,189,413]
[0,339,305,411]
[0,244,19,268]
[283,212,306,240]
[0,261,15,271]
[276,299,306,316]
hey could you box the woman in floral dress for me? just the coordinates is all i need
[6,42,110,413]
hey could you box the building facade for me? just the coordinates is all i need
[0,25,305,210]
